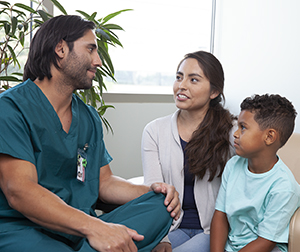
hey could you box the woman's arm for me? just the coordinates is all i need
[141,124,164,185]
[210,210,229,252]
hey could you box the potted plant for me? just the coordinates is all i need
[0,0,130,132]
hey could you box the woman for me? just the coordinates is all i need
[142,51,236,252]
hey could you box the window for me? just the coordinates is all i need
[54,0,214,94]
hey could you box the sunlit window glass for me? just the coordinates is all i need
[54,0,213,94]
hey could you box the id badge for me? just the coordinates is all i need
[77,144,88,182]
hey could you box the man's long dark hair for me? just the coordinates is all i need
[181,51,235,181]
[23,15,95,82]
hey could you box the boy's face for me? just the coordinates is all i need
[233,110,267,159]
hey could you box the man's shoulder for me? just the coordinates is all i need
[0,80,33,114]
[0,79,32,98]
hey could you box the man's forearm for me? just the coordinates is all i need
[0,155,98,238]
[99,174,149,205]
[5,179,101,238]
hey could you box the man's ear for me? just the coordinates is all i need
[265,129,278,146]
[55,39,67,59]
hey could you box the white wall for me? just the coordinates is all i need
[214,0,300,133]
[104,0,300,178]
[103,97,176,179]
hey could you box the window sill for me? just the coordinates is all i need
[102,92,174,103]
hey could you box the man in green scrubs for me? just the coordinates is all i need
[0,15,180,252]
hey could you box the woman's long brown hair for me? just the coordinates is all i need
[181,51,235,181]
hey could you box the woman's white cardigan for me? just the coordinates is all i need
[142,110,235,234]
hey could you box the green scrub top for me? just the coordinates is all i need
[0,79,112,233]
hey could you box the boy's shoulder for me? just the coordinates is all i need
[222,155,247,179]
[224,156,299,188]
[225,155,247,171]
[273,158,300,191]
[228,155,243,163]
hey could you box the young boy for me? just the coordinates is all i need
[210,94,300,252]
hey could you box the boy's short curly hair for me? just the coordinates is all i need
[240,94,297,147]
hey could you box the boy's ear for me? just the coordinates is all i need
[265,129,278,146]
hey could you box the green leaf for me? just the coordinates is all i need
[102,24,124,31]
[14,3,36,13]
[98,46,114,74]
[4,22,10,35]
[90,12,97,21]
[33,19,43,26]
[94,70,104,95]
[11,72,23,76]
[37,10,50,22]
[10,16,17,36]
[7,44,20,69]
[0,9,8,16]
[0,1,10,7]
[106,32,123,47]
[19,31,24,46]
[95,28,111,40]
[102,9,132,24]
[76,10,91,20]
[50,0,67,15]
[0,76,21,82]
[99,113,114,133]
[11,8,26,17]
[23,22,28,32]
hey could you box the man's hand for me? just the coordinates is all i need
[150,182,181,220]
[86,219,144,252]
[151,242,172,252]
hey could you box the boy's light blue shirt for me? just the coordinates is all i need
[215,155,300,252]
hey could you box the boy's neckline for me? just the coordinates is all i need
[247,156,279,174]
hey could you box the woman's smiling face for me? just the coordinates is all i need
[173,58,218,112]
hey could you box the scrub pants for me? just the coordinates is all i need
[0,191,172,252]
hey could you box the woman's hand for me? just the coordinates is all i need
[150,182,181,220]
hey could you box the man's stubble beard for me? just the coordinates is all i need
[61,50,94,91]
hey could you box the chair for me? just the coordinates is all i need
[277,133,300,252]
